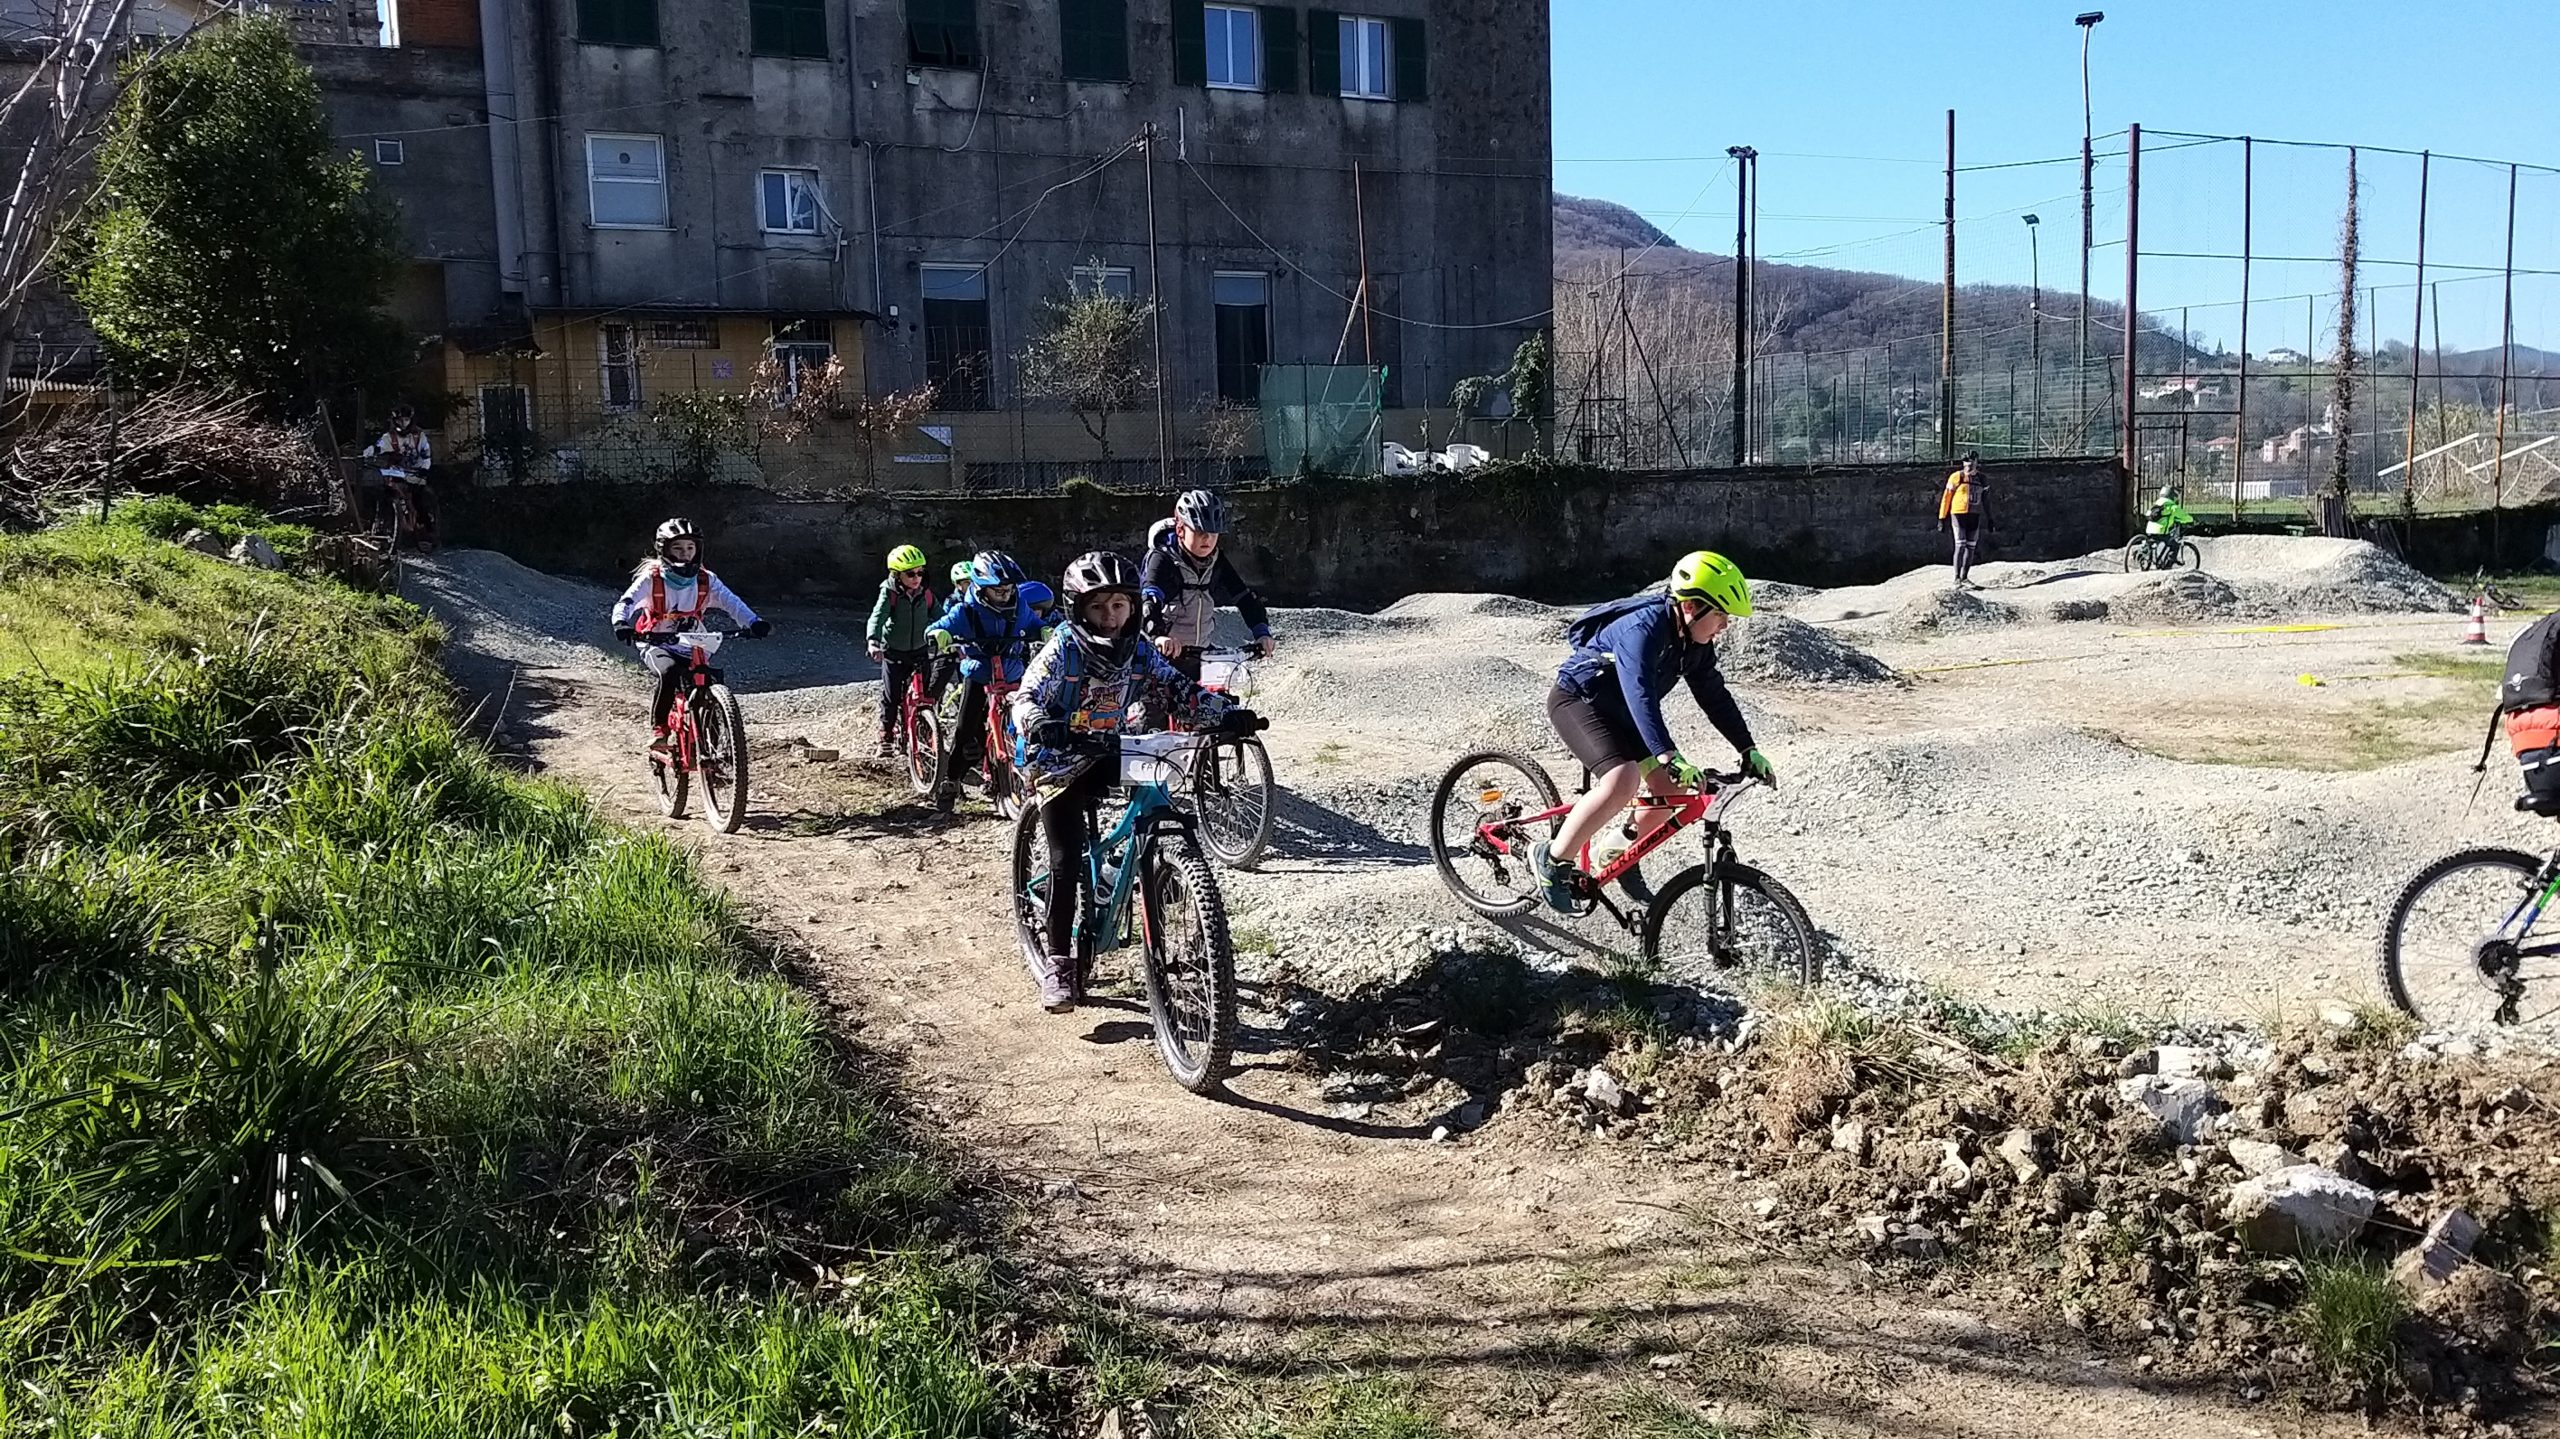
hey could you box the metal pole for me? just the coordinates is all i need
[1142,124,1173,489]
[99,355,116,523]
[1352,160,1375,367]
[2496,162,2518,512]
[2078,14,2099,448]
[1728,146,1751,466]
[2119,123,2141,496]
[2027,218,2042,454]
[1941,109,1956,464]
[2403,151,2429,515]
[2235,137,2252,515]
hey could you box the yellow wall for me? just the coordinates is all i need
[443,313,873,453]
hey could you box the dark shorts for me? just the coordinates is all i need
[1547,683,1648,778]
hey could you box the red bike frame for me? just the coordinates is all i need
[1476,783,1726,889]
[663,639,721,775]
[972,678,1020,788]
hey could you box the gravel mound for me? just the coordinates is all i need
[1750,581,1819,616]
[1718,614,1899,686]
[1885,587,2023,636]
[1378,593,1574,625]
[2113,571,2245,625]
[2205,537,2459,615]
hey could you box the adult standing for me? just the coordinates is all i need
[1937,451,1986,589]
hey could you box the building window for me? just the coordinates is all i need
[477,384,534,476]
[373,138,405,165]
[586,134,667,228]
[644,317,719,349]
[1338,15,1389,98]
[1203,4,1258,89]
[922,264,991,410]
[759,169,821,234]
[576,0,657,46]
[1073,263,1134,300]
[770,318,834,399]
[906,0,978,68]
[599,324,642,413]
[1213,270,1270,405]
[1060,0,1126,81]
[750,0,826,58]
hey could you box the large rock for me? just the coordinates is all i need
[2117,1074,2218,1145]
[2224,1164,2377,1255]
[1581,1065,1628,1116]
[229,533,282,570]
[176,527,229,558]
[2392,1209,2484,1294]
[2225,1137,2306,1178]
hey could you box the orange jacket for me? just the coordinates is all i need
[1938,468,1979,520]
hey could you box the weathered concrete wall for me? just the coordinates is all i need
[444,458,2126,605]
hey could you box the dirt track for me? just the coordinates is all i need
[400,544,2525,1434]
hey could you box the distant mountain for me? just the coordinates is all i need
[1551,194,1675,255]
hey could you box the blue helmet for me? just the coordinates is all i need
[1019,580,1056,616]
[969,550,1025,589]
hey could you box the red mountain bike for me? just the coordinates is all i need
[647,628,755,835]
[931,677,1026,818]
[902,671,940,796]
[1427,749,1818,985]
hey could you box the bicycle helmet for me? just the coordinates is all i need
[1174,489,1229,534]
[1667,550,1753,617]
[1020,580,1057,619]
[1061,551,1143,663]
[949,560,972,587]
[887,544,928,573]
[655,517,703,577]
[969,550,1025,588]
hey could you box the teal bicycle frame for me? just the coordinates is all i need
[1024,732,1209,966]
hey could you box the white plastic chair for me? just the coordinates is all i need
[1439,444,1491,473]
[1382,442,1425,476]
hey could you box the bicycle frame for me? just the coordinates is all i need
[1074,782,1180,957]
[1477,783,1742,887]
[655,636,726,775]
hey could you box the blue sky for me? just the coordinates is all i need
[1552,1,2560,351]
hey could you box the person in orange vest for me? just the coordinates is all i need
[1937,451,1985,589]
[611,518,771,754]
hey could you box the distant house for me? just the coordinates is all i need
[2264,347,2312,367]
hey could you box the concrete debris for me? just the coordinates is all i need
[1996,1127,2049,1180]
[1830,1118,1872,1163]
[228,533,282,570]
[2224,1164,2377,1255]
[1581,1065,1628,1116]
[1889,1224,1945,1260]
[176,527,229,558]
[1853,1214,1892,1247]
[2116,1074,2219,1146]
[2392,1209,2484,1294]
[2223,1137,2306,1178]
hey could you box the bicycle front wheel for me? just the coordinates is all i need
[1642,861,1821,988]
[1191,735,1275,870]
[904,690,939,796]
[1138,826,1239,1095]
[697,684,750,834]
[2378,847,2560,1033]
[2179,541,2203,572]
[1428,750,1563,919]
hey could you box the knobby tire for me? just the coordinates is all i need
[1193,735,1276,870]
[2377,847,2546,1026]
[1641,861,1822,987]
[699,684,750,834]
[1428,749,1564,919]
[1140,826,1239,1095]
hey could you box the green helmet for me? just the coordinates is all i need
[1668,550,1753,617]
[948,561,972,585]
[888,544,928,573]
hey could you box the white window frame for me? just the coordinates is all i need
[759,168,822,235]
[1072,263,1135,300]
[1339,14,1391,99]
[586,132,668,230]
[1203,4,1260,91]
[373,138,405,165]
[599,323,642,413]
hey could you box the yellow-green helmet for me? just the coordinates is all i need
[1668,550,1753,617]
[887,544,928,573]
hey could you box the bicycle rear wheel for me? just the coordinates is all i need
[1642,861,1821,987]
[1191,735,1275,870]
[1009,798,1091,979]
[650,749,689,819]
[2378,847,2560,1034]
[1139,826,1238,1095]
[1429,750,1563,919]
[696,684,750,834]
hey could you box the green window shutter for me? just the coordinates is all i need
[1259,6,1297,94]
[1170,0,1207,85]
[1391,15,1425,101]
[1062,0,1127,81]
[1306,8,1339,96]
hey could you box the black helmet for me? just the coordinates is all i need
[1061,551,1142,662]
[389,404,417,429]
[654,517,703,576]
[1174,489,1228,534]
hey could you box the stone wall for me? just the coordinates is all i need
[441,458,2128,606]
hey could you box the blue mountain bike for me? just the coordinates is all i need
[1010,718,1266,1094]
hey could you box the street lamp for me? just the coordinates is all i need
[2076,11,2103,450]
[2024,213,2043,453]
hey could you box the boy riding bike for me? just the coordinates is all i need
[2146,485,2197,538]
[868,544,936,758]
[1536,550,1774,912]
[1014,551,1250,1012]
[927,550,1043,807]
[1142,489,1272,682]
[362,404,437,550]
[610,518,770,753]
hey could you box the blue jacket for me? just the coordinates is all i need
[1554,594,1755,761]
[1011,627,1231,784]
[928,595,1048,684]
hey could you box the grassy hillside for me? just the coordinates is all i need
[0,511,1031,1433]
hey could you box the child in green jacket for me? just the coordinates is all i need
[868,544,937,756]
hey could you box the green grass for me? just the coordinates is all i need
[2392,649,2504,682]
[0,517,1025,1434]
[1225,1375,1457,1439]
[2292,1253,2410,1387]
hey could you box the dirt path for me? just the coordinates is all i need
[437,612,2385,1437]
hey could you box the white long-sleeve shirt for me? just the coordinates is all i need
[364,428,432,474]
[611,563,762,637]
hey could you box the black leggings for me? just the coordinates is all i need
[877,648,928,738]
[640,646,684,728]
[947,676,991,772]
[1039,763,1115,958]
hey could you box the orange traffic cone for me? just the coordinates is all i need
[2462,597,2490,646]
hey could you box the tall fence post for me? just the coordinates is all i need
[2496,162,2518,521]
[1728,148,1751,466]
[2119,123,2142,514]
[1939,109,1956,464]
[2403,151,2430,517]
[2235,136,2252,515]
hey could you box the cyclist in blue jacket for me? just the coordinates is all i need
[928,550,1042,808]
[1537,550,1776,913]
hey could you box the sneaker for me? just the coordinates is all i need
[1529,841,1578,914]
[1617,864,1657,909]
[1031,954,1076,1013]
[874,735,897,759]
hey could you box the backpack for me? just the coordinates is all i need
[1565,594,1655,653]
[2492,613,2560,807]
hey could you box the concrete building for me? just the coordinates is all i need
[398,0,1553,481]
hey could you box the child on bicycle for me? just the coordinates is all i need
[868,544,936,758]
[362,404,437,551]
[926,550,1042,807]
[927,560,974,699]
[1536,550,1774,913]
[1141,489,1273,683]
[610,518,770,753]
[2146,485,2197,538]
[1014,551,1250,1012]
